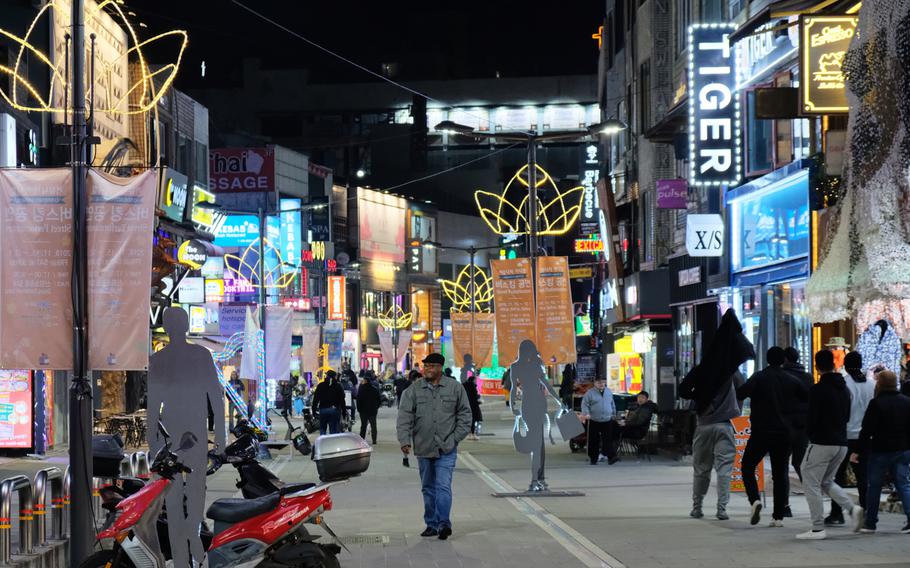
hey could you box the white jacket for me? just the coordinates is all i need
[843,371,875,440]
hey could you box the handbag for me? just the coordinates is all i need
[554,408,585,441]
[293,431,313,456]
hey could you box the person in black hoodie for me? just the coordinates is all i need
[679,309,754,521]
[796,350,863,540]
[782,347,814,480]
[853,371,910,533]
[737,347,809,527]
[355,375,381,444]
[312,371,347,435]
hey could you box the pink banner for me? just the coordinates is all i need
[87,170,157,370]
[656,179,687,209]
[0,169,74,369]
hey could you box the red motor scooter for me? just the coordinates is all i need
[80,422,367,568]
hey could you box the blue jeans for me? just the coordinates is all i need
[864,450,910,529]
[417,448,457,530]
[319,407,340,435]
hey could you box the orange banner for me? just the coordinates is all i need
[450,312,473,367]
[0,169,74,369]
[491,258,536,365]
[731,416,765,492]
[535,256,576,364]
[472,312,495,369]
[87,170,157,370]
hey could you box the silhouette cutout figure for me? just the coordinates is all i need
[148,307,226,566]
[510,339,564,491]
[459,353,475,384]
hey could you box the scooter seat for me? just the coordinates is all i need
[206,492,280,523]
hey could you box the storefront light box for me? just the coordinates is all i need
[729,169,810,273]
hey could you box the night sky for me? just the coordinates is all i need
[134,0,603,88]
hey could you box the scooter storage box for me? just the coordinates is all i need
[312,433,371,482]
[92,434,125,478]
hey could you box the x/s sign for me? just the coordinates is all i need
[686,214,724,257]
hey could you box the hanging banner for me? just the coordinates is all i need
[0,169,74,369]
[535,256,576,364]
[450,312,473,367]
[300,326,321,375]
[264,306,293,381]
[327,275,346,320]
[87,170,156,370]
[377,329,413,370]
[323,319,344,370]
[240,306,261,381]
[491,258,536,364]
[472,312,496,369]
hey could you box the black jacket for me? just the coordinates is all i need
[901,381,910,397]
[626,400,658,428]
[807,372,850,446]
[312,380,346,414]
[781,362,814,429]
[355,382,381,416]
[858,391,910,453]
[738,365,809,434]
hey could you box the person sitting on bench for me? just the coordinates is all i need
[619,391,658,441]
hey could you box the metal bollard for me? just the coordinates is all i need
[0,475,34,562]
[130,451,150,479]
[62,467,71,539]
[119,456,132,478]
[33,468,64,546]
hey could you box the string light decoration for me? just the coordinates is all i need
[439,265,493,312]
[474,164,584,236]
[224,237,298,289]
[315,343,332,382]
[807,1,910,337]
[378,304,413,330]
[210,331,268,431]
[0,0,187,116]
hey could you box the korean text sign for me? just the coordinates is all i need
[491,258,536,364]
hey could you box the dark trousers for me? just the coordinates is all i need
[741,431,791,520]
[790,427,809,481]
[587,419,616,464]
[359,412,377,443]
[319,407,341,435]
[831,439,866,518]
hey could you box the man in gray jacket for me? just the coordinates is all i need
[397,353,472,540]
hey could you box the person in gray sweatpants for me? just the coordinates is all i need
[690,371,744,520]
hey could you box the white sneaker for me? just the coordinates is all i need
[598,454,606,462]
[769,520,784,528]
[859,528,876,534]
[796,529,827,540]
[851,506,864,533]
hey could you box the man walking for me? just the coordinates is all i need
[679,309,754,521]
[397,353,472,540]
[797,350,863,540]
[356,375,381,444]
[782,347,814,480]
[854,371,910,533]
[737,347,808,527]
[581,377,619,465]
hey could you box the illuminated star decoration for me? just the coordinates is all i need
[224,237,298,289]
[474,164,584,236]
[0,0,187,116]
[440,265,493,312]
[378,305,413,330]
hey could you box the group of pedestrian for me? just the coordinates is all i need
[682,309,910,539]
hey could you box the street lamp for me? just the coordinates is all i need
[433,120,627,261]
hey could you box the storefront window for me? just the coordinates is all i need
[770,281,812,370]
[676,305,695,375]
[745,90,773,174]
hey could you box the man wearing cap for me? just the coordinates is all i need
[397,352,472,541]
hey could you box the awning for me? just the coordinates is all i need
[644,98,687,143]
[729,0,860,42]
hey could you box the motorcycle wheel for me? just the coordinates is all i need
[79,550,135,568]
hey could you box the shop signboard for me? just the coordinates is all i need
[219,304,249,336]
[535,256,576,364]
[688,23,741,187]
[576,353,597,384]
[495,107,537,131]
[656,179,687,209]
[0,370,32,448]
[579,143,601,235]
[357,188,407,263]
[201,257,224,279]
[685,214,725,257]
[188,305,206,334]
[279,198,301,270]
[736,21,798,90]
[159,168,189,222]
[177,239,208,269]
[728,169,809,272]
[205,279,225,303]
[203,303,220,335]
[327,275,346,320]
[607,336,642,394]
[190,186,218,230]
[323,320,345,370]
[569,266,593,279]
[731,415,765,492]
[215,215,260,247]
[179,277,205,304]
[209,147,275,193]
[799,16,858,115]
[491,258,537,364]
[574,238,604,253]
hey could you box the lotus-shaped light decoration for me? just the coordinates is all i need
[0,0,187,117]
[378,305,412,330]
[440,265,493,312]
[224,238,298,289]
[474,164,584,236]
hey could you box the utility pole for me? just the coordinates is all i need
[69,0,94,561]
[526,140,538,261]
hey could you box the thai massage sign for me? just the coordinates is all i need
[209,147,275,193]
[800,15,858,115]
[688,23,741,187]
